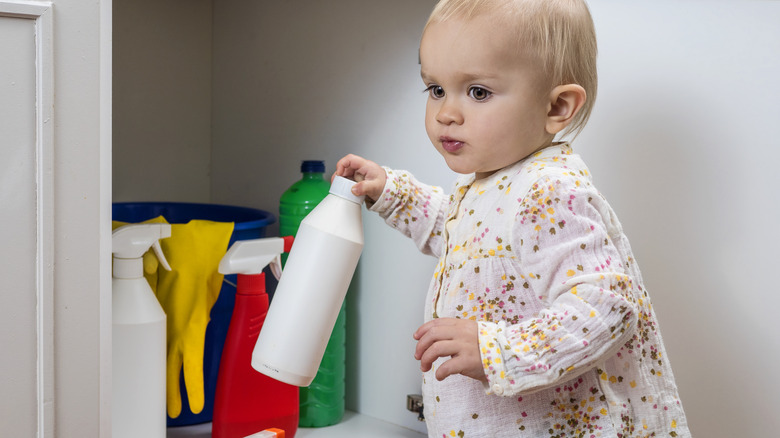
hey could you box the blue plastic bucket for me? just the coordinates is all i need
[112,202,275,427]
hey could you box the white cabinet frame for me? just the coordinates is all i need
[0,2,54,437]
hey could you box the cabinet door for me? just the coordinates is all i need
[0,3,53,437]
[0,1,111,437]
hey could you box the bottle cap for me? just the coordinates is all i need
[301,160,325,173]
[330,176,365,205]
[237,272,266,296]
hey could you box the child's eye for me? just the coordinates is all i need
[424,85,445,99]
[468,86,491,101]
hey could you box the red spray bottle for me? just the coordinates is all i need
[213,237,298,438]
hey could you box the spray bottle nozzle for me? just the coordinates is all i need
[112,223,172,279]
[218,237,294,281]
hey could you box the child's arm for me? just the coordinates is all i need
[336,154,448,257]
[477,173,640,396]
[412,172,641,394]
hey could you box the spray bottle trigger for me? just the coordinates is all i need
[269,255,283,281]
[152,241,172,271]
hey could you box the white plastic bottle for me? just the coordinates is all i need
[252,176,364,387]
[112,223,171,438]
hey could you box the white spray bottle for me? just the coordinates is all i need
[112,223,171,438]
[252,176,364,387]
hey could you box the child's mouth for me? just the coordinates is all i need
[440,137,463,153]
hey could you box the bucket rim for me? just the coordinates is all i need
[112,201,276,231]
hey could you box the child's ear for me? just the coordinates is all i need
[545,84,587,135]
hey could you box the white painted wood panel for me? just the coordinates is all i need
[0,2,54,437]
[0,13,38,438]
[49,0,113,434]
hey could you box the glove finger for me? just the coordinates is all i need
[182,348,206,415]
[142,251,159,294]
[166,350,184,418]
[143,250,159,276]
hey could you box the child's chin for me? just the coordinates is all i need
[438,155,475,176]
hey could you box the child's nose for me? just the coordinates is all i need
[435,97,464,125]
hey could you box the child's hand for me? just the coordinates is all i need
[334,154,387,203]
[413,318,487,383]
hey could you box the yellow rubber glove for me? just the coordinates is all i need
[155,219,233,418]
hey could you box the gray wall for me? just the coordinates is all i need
[114,1,780,435]
[113,0,213,203]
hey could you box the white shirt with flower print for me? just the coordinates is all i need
[370,143,690,438]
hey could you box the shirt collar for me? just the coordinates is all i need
[451,142,573,200]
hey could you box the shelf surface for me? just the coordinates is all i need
[166,411,427,438]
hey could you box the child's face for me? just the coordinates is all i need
[420,14,554,180]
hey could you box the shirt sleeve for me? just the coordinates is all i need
[369,167,448,258]
[478,171,639,396]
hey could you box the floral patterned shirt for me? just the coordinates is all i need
[370,143,690,438]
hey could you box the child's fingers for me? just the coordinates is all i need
[414,319,467,364]
[352,180,374,197]
[435,349,487,383]
[413,319,436,341]
[435,354,466,381]
[335,155,372,177]
[413,319,452,359]
[414,318,486,382]
[335,154,369,179]
[419,339,459,373]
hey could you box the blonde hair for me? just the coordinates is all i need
[425,0,598,139]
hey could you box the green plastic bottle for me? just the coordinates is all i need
[279,160,331,258]
[279,160,347,427]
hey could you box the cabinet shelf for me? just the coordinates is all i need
[166,411,426,438]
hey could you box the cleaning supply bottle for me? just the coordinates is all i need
[279,160,330,238]
[112,223,172,438]
[253,176,363,392]
[213,237,299,438]
[279,160,331,265]
[279,161,349,426]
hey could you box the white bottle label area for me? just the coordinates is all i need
[252,221,362,387]
[112,319,166,438]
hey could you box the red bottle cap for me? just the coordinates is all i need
[237,272,266,295]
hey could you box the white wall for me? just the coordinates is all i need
[114,1,780,435]
[581,2,780,436]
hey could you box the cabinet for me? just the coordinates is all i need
[1,0,112,437]
[5,0,780,437]
[113,1,780,437]
[0,3,52,437]
[113,0,438,435]
[167,412,425,438]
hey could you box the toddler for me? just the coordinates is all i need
[337,0,690,436]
